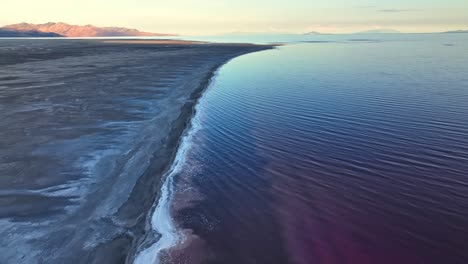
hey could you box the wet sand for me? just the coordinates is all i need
[0,39,272,263]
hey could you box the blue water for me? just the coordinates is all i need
[178,32,467,45]
[170,34,468,263]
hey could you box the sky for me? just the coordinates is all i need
[2,0,468,35]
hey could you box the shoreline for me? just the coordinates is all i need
[128,64,223,264]
[132,67,212,264]
[0,39,273,263]
[123,51,275,264]
[129,58,251,263]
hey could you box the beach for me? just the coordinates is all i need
[0,39,272,263]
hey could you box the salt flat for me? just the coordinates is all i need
[0,39,271,264]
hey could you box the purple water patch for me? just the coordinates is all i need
[168,35,468,264]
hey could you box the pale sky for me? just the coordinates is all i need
[2,0,468,35]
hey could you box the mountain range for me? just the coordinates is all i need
[0,28,62,37]
[443,30,468,33]
[303,31,322,35]
[0,22,175,37]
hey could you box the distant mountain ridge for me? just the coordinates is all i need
[0,28,63,37]
[442,30,468,33]
[303,31,321,35]
[1,22,175,37]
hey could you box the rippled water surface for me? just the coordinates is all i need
[171,34,468,264]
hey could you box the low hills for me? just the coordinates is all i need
[0,22,175,37]
[0,28,62,37]
[443,30,468,34]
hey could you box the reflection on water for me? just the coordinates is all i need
[171,34,468,263]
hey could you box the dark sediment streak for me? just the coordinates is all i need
[0,39,273,263]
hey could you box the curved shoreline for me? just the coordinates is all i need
[132,67,216,264]
[133,68,210,264]
[0,39,273,264]
[129,49,274,263]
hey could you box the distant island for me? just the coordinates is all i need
[442,30,468,33]
[303,31,322,35]
[0,22,175,37]
[355,29,401,34]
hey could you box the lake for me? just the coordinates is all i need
[160,33,468,263]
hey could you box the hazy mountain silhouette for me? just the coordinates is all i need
[303,31,322,35]
[0,28,63,37]
[1,22,175,37]
[442,30,468,33]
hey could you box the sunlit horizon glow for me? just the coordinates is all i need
[2,0,468,35]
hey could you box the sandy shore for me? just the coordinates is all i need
[0,39,272,263]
